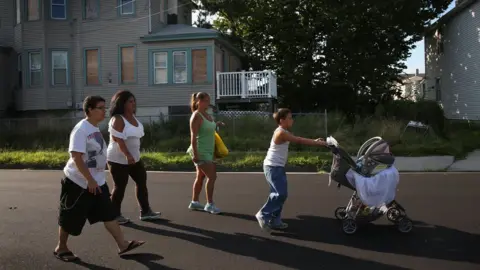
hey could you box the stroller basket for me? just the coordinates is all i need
[329,147,357,190]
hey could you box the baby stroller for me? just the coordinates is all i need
[326,136,413,235]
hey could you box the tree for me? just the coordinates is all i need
[194,0,452,113]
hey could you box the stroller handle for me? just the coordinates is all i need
[326,136,358,169]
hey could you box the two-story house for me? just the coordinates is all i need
[424,0,480,120]
[0,0,260,118]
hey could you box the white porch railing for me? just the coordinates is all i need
[216,70,278,99]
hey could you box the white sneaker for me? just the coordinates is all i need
[188,201,205,211]
[204,203,221,214]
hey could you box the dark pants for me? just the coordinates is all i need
[108,160,151,216]
[58,177,116,236]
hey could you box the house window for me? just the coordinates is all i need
[173,51,187,84]
[120,46,135,84]
[17,54,22,89]
[84,0,99,19]
[27,0,40,21]
[120,0,134,15]
[153,52,167,84]
[52,51,68,85]
[29,51,42,87]
[435,78,441,101]
[192,49,207,83]
[51,0,66,20]
[15,0,21,24]
[85,49,100,85]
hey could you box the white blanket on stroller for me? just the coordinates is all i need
[345,166,399,207]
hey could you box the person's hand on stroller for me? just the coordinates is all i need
[315,138,327,146]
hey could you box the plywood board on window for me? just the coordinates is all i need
[192,49,207,83]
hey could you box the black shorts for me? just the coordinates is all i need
[58,177,116,236]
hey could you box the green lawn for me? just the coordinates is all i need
[0,151,333,172]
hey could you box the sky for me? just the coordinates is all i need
[193,1,456,75]
[403,1,455,74]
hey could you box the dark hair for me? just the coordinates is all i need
[110,90,135,117]
[190,92,209,112]
[273,108,291,124]
[83,95,106,115]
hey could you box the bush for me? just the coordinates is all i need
[0,105,478,158]
[376,100,446,134]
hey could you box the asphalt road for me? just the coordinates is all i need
[0,170,478,270]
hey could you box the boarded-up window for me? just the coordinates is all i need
[27,0,39,21]
[84,0,99,19]
[86,49,99,85]
[192,49,207,83]
[121,46,135,83]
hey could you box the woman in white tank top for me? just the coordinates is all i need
[255,108,327,232]
[106,90,161,225]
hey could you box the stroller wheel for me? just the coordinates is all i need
[387,208,402,223]
[397,217,413,233]
[342,218,357,235]
[335,207,347,220]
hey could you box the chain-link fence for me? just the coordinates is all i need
[0,111,329,151]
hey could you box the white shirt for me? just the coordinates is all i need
[107,115,144,165]
[264,127,290,167]
[63,119,107,189]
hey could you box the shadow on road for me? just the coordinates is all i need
[125,221,408,270]
[121,253,180,269]
[222,212,480,265]
[73,260,115,270]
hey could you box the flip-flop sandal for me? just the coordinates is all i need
[118,240,145,256]
[53,251,79,262]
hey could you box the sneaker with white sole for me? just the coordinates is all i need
[140,210,162,221]
[204,203,221,214]
[116,215,131,225]
[255,212,272,232]
[188,201,205,211]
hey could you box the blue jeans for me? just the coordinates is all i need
[258,165,288,225]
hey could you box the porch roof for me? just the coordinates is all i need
[140,24,245,57]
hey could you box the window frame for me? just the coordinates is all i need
[26,0,40,21]
[84,47,102,86]
[148,46,213,86]
[82,0,100,20]
[153,52,168,85]
[51,0,67,20]
[27,50,43,88]
[51,50,69,86]
[191,48,208,84]
[118,0,135,16]
[173,51,187,84]
[118,44,137,85]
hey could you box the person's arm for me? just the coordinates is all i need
[274,129,326,146]
[190,112,203,161]
[110,116,134,164]
[68,128,101,194]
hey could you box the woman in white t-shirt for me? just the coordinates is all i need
[107,90,161,225]
[55,95,145,262]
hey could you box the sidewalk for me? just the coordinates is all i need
[389,150,480,172]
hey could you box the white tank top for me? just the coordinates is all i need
[107,115,144,165]
[263,127,290,167]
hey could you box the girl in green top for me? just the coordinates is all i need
[187,92,224,214]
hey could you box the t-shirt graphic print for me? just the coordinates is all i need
[86,131,105,168]
[64,119,108,189]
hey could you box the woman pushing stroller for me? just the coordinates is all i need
[256,108,327,232]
